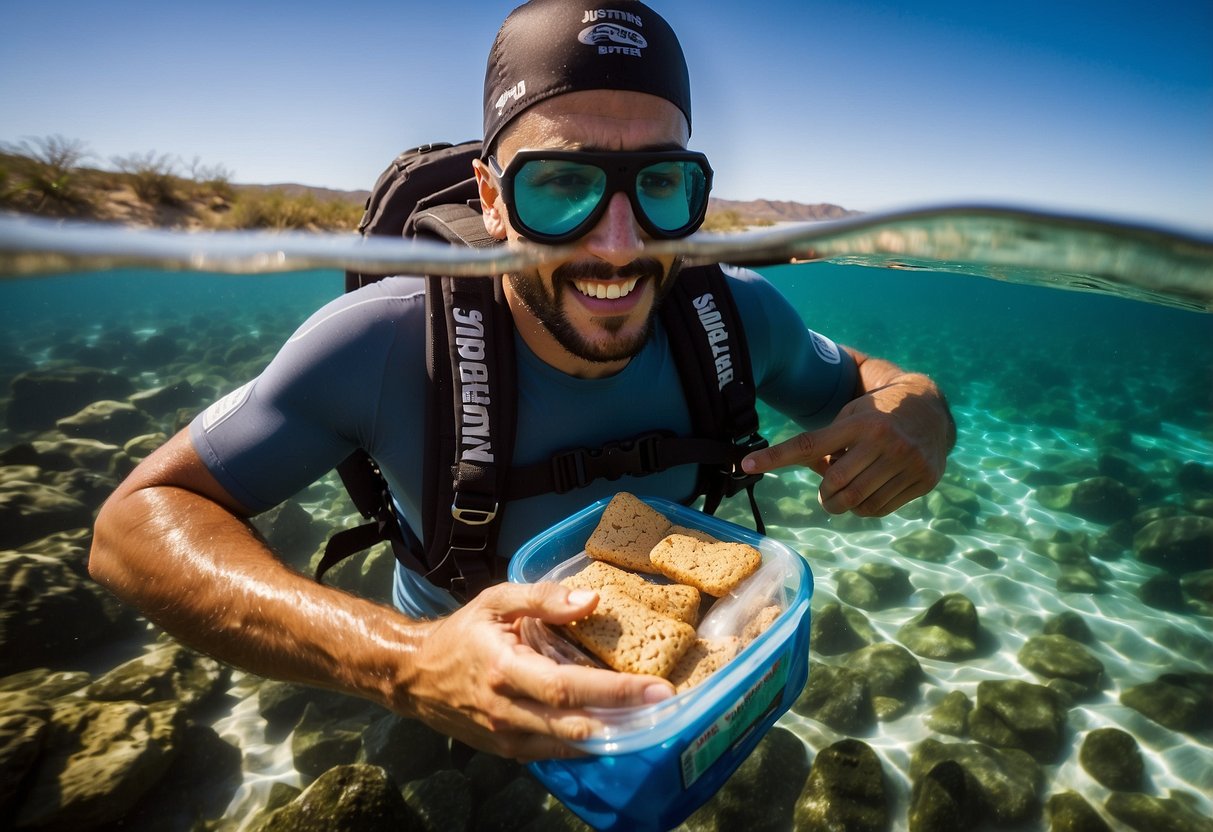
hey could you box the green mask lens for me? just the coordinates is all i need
[489,149,712,244]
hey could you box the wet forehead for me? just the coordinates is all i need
[497,90,689,161]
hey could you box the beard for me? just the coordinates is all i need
[509,257,680,364]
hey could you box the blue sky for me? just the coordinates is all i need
[2,0,1210,231]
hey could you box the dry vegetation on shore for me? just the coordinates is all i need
[1,135,822,233]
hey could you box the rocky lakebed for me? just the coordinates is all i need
[1,266,1211,831]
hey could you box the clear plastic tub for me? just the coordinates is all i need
[508,496,814,832]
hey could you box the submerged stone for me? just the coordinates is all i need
[402,769,473,832]
[257,763,421,832]
[55,400,155,445]
[6,366,136,432]
[793,662,876,735]
[969,679,1069,763]
[892,527,957,562]
[910,739,1042,825]
[1105,791,1213,832]
[963,547,1001,568]
[1018,634,1104,693]
[1134,516,1213,574]
[908,760,983,832]
[1079,727,1143,792]
[1120,673,1213,734]
[685,726,809,832]
[1047,791,1112,832]
[846,642,924,701]
[86,641,231,715]
[811,602,877,655]
[897,594,983,661]
[925,690,972,737]
[794,739,887,832]
[1043,611,1093,643]
[357,712,450,787]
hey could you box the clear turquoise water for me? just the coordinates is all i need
[1,212,1211,829]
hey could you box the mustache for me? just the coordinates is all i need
[552,258,665,284]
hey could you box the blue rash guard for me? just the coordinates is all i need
[190,266,857,618]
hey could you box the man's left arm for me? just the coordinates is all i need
[742,345,955,516]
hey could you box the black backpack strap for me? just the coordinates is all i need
[422,272,517,600]
[316,451,427,583]
[660,265,768,532]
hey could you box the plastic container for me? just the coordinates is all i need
[508,496,814,832]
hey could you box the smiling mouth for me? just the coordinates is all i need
[571,277,641,300]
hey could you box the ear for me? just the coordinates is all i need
[472,158,509,240]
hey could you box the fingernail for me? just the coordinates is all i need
[643,683,674,704]
[741,458,756,473]
[567,589,595,606]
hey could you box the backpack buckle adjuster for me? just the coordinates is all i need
[551,432,667,494]
[451,494,498,526]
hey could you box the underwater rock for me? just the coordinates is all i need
[1079,727,1143,792]
[1120,673,1213,734]
[0,667,91,700]
[48,467,118,512]
[0,549,140,677]
[0,480,93,549]
[962,547,1001,568]
[1018,634,1104,694]
[810,602,878,656]
[1057,563,1103,594]
[1105,791,1213,832]
[357,712,450,788]
[251,500,328,569]
[1181,569,1213,605]
[115,723,243,832]
[910,739,1042,825]
[13,698,182,830]
[475,776,549,831]
[831,554,910,604]
[684,726,809,832]
[29,437,122,473]
[128,379,204,417]
[931,518,969,536]
[55,399,156,445]
[85,641,231,716]
[846,642,924,701]
[463,751,525,815]
[122,432,168,462]
[1046,791,1112,832]
[258,679,380,742]
[982,514,1027,538]
[1035,477,1139,525]
[891,527,956,562]
[968,679,1068,763]
[1042,611,1093,643]
[793,738,887,832]
[1140,573,1188,611]
[291,701,370,781]
[897,594,983,661]
[1133,516,1213,574]
[907,760,984,832]
[793,662,876,734]
[1177,461,1213,495]
[925,690,972,737]
[256,763,421,832]
[0,697,51,819]
[401,769,473,832]
[772,495,825,527]
[6,366,136,432]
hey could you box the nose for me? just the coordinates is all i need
[582,191,645,267]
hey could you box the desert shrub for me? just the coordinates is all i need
[0,135,92,214]
[221,190,363,231]
[187,156,236,202]
[110,150,184,207]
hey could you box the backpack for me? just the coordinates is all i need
[316,140,768,599]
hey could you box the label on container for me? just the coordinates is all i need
[679,651,790,788]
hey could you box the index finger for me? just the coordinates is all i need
[742,421,858,476]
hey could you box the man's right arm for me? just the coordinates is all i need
[89,429,674,760]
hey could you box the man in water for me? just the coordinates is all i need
[90,0,954,761]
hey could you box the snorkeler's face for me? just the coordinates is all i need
[474,90,688,376]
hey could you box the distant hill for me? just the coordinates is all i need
[708,197,860,223]
[236,183,860,225]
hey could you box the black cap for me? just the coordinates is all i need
[483,0,692,154]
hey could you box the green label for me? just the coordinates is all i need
[679,653,790,788]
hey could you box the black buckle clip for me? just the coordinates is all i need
[722,432,768,493]
[551,432,666,494]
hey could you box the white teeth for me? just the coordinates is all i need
[573,277,639,300]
